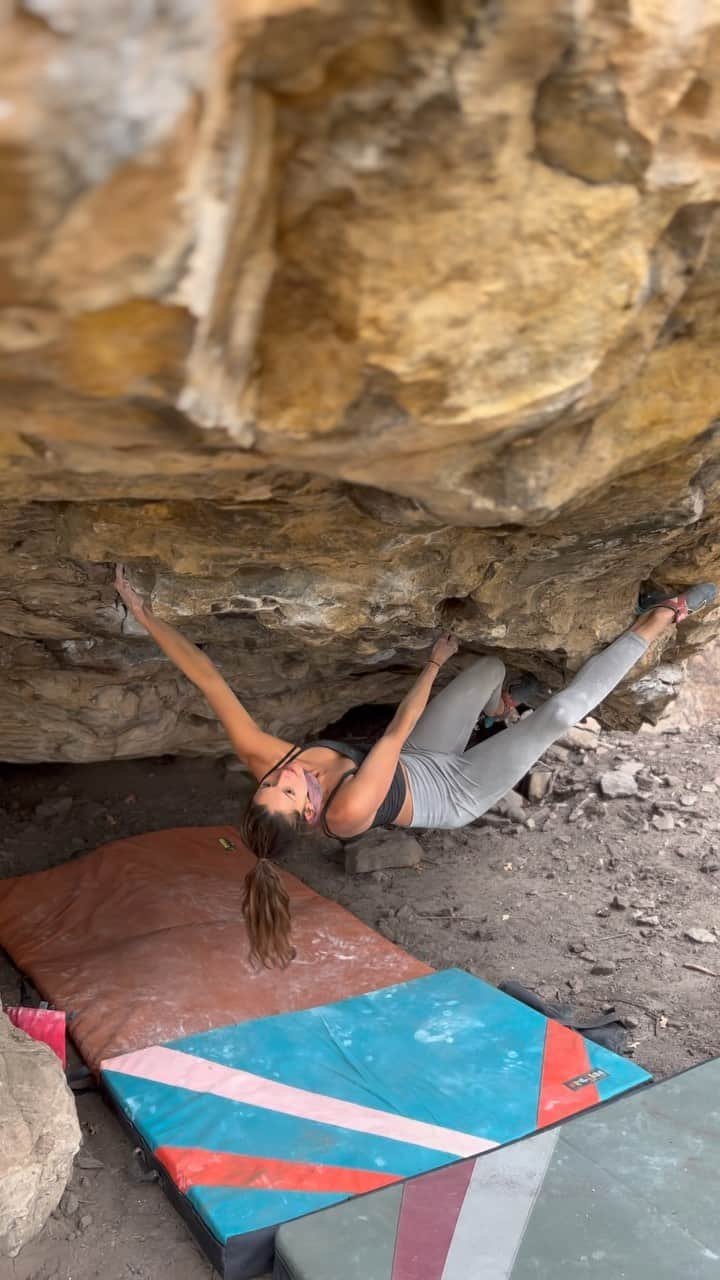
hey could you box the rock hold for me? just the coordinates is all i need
[0,1013,81,1258]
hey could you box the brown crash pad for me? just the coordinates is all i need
[0,826,431,1071]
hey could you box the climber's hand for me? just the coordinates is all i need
[115,563,150,620]
[430,632,459,667]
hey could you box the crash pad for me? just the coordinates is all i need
[0,826,430,1069]
[102,968,651,1278]
[275,1055,720,1280]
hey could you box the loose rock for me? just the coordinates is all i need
[684,927,717,945]
[652,811,675,831]
[33,796,73,821]
[591,961,616,976]
[60,1190,79,1217]
[494,790,527,823]
[345,830,423,874]
[560,726,601,751]
[599,771,639,799]
[527,768,553,802]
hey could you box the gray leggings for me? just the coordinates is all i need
[400,631,648,829]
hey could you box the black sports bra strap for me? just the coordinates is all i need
[321,767,358,839]
[260,744,303,784]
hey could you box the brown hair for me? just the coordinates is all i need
[238,800,301,968]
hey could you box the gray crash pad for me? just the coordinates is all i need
[274,1056,720,1280]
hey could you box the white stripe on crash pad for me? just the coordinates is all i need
[103,1045,496,1158]
[441,1127,560,1279]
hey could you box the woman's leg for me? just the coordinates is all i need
[457,615,668,815]
[406,655,506,755]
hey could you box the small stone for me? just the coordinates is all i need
[33,795,73,820]
[652,812,675,831]
[345,831,423,874]
[700,860,720,874]
[546,744,570,763]
[684,927,717,945]
[610,895,627,911]
[620,760,644,775]
[680,793,698,808]
[369,870,393,886]
[75,1154,104,1170]
[78,1213,93,1231]
[634,913,660,927]
[395,904,415,921]
[560,726,600,751]
[60,1191,79,1217]
[599,772,639,799]
[527,768,553,802]
[701,784,716,793]
[623,1015,640,1030]
[591,961,616,976]
[494,790,526,823]
[663,774,682,788]
[596,906,610,918]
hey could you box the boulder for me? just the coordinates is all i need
[0,1012,81,1258]
[1,1,720,762]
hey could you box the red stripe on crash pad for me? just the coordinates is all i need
[154,1146,400,1195]
[537,1020,600,1127]
[391,1159,475,1280]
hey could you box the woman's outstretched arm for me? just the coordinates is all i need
[114,565,292,775]
[327,632,459,836]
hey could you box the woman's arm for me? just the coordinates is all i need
[115,565,292,775]
[328,633,458,836]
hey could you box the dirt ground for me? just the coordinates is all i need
[3,714,720,1280]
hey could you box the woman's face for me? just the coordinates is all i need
[256,762,312,820]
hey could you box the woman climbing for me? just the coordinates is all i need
[114,566,715,968]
